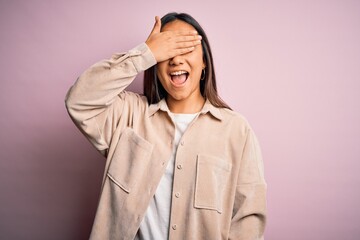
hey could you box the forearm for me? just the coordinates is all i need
[64,43,156,151]
[65,43,156,118]
[229,128,267,239]
[229,183,267,240]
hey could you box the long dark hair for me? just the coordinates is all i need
[143,12,231,110]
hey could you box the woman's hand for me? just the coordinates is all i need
[145,16,202,63]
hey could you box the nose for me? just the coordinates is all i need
[169,55,184,66]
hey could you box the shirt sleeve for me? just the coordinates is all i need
[65,43,156,155]
[229,128,267,240]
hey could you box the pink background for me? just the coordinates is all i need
[1,0,359,239]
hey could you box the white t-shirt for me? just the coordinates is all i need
[136,112,198,240]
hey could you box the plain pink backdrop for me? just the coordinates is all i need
[1,0,359,239]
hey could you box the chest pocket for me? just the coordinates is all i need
[194,154,232,213]
[107,128,153,193]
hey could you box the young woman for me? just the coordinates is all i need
[66,12,266,240]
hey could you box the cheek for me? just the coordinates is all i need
[189,54,205,72]
[156,64,168,80]
[156,70,168,89]
[190,62,204,77]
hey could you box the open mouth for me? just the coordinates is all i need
[169,70,189,86]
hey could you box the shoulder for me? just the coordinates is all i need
[215,107,259,140]
[118,91,148,103]
[116,91,149,112]
[217,108,261,151]
[219,108,251,128]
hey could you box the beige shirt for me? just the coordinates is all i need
[65,43,267,240]
[137,112,198,239]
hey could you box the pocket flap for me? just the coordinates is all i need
[195,154,231,213]
[107,128,153,193]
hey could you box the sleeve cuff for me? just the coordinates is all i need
[128,43,157,72]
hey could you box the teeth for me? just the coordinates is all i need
[170,70,188,76]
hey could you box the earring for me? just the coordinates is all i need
[200,68,206,80]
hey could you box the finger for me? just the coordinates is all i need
[176,46,196,55]
[161,30,199,39]
[173,30,199,36]
[175,40,202,49]
[154,16,161,32]
[175,35,202,43]
[150,16,161,35]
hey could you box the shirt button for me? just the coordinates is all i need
[175,192,180,198]
[172,224,177,230]
[177,164,182,169]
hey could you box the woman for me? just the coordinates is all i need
[66,12,266,240]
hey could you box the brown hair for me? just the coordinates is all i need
[143,12,231,110]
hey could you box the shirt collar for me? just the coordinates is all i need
[148,98,223,121]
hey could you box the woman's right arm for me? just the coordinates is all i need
[65,43,156,154]
[65,16,202,155]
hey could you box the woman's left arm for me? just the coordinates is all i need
[229,128,267,240]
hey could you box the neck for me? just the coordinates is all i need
[167,95,205,114]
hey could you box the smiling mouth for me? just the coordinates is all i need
[170,70,189,86]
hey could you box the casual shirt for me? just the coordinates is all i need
[65,43,267,240]
[136,113,198,240]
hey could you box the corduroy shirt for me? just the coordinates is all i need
[65,43,267,240]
